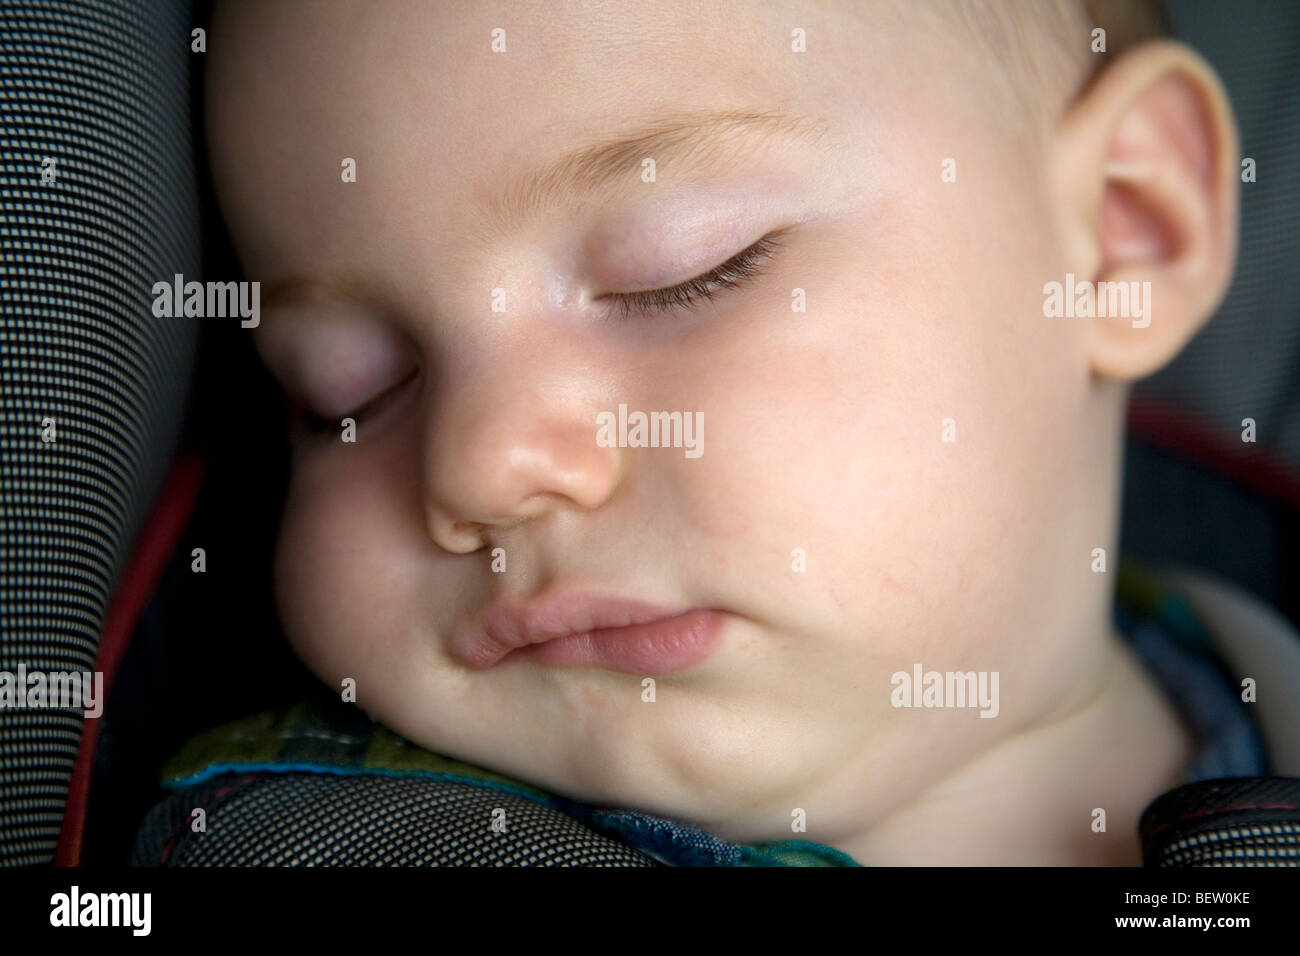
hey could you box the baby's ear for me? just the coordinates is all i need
[1049,40,1240,381]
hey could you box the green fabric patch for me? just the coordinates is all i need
[162,697,556,803]
[361,724,557,803]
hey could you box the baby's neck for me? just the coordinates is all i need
[840,630,1198,865]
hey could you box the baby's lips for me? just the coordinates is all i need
[448,591,692,669]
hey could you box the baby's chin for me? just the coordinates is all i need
[362,660,846,838]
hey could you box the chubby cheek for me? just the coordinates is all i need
[669,202,1078,693]
[271,436,456,708]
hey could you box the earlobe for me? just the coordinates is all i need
[1049,41,1240,382]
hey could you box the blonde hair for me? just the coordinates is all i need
[909,0,1170,143]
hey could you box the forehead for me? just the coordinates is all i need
[205,0,917,274]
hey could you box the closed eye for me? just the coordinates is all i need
[605,230,787,320]
[293,366,420,438]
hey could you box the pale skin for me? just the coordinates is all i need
[206,0,1239,864]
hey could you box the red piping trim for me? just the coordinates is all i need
[1127,393,1300,512]
[1144,802,1300,842]
[52,453,206,866]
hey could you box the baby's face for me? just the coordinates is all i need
[208,0,1113,847]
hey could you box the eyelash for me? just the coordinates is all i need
[287,234,785,436]
[292,367,419,438]
[294,406,345,438]
[606,231,786,320]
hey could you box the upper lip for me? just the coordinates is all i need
[449,592,692,669]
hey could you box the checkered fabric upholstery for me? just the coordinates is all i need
[0,0,199,864]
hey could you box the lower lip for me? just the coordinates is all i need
[512,609,727,674]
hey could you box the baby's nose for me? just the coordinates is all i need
[420,372,623,554]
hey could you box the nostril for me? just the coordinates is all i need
[426,513,487,554]
[451,520,487,541]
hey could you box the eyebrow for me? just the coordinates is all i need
[260,109,831,316]
[258,270,390,322]
[480,107,832,238]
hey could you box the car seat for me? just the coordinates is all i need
[2,0,1298,867]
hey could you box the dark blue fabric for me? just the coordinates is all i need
[569,806,743,866]
[563,804,861,866]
